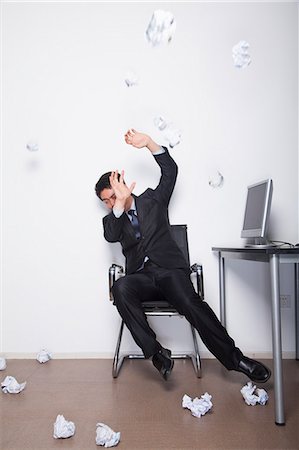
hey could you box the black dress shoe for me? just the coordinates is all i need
[237,356,271,383]
[152,348,174,381]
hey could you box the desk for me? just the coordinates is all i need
[212,246,299,425]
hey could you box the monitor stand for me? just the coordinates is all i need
[244,237,276,249]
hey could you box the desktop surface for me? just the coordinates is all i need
[212,245,299,254]
[212,245,299,263]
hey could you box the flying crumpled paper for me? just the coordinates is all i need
[124,70,139,87]
[241,381,269,406]
[153,116,181,148]
[232,40,251,68]
[26,140,39,152]
[208,170,224,188]
[1,375,26,394]
[154,116,168,131]
[96,422,121,447]
[182,393,213,418]
[0,357,7,370]
[36,349,52,363]
[53,415,76,439]
[163,124,182,148]
[146,10,176,47]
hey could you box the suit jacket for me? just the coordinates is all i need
[103,148,189,274]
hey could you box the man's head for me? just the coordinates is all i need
[95,171,118,208]
[95,170,135,211]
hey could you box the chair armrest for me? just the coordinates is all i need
[191,263,204,300]
[108,264,125,302]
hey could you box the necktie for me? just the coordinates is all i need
[128,210,141,239]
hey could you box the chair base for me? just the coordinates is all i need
[112,320,202,379]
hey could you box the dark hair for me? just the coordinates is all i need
[95,171,121,199]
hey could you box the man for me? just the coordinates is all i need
[95,129,271,383]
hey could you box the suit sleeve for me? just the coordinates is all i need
[103,211,126,243]
[152,147,178,205]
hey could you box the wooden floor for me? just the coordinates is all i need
[1,358,298,450]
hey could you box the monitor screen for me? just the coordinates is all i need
[241,179,273,240]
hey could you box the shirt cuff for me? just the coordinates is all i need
[152,145,165,156]
[112,206,125,218]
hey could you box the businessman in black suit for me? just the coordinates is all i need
[95,129,271,383]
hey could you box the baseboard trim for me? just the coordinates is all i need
[1,351,296,359]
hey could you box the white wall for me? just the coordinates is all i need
[1,1,298,358]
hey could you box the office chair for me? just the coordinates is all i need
[108,224,204,378]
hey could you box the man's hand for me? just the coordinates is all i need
[124,129,161,153]
[109,170,136,210]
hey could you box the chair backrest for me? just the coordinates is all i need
[171,224,204,300]
[142,224,192,312]
[170,224,190,265]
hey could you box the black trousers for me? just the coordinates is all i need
[112,262,243,370]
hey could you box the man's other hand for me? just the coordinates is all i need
[124,129,160,153]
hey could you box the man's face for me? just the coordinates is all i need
[100,188,116,210]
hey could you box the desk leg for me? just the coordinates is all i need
[269,254,285,425]
[218,253,226,327]
[295,263,299,360]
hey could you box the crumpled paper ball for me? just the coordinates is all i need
[153,116,181,148]
[154,116,168,131]
[124,70,139,87]
[241,381,269,406]
[146,10,176,47]
[182,392,213,418]
[208,170,224,188]
[1,375,26,394]
[0,357,7,370]
[95,422,121,447]
[53,414,76,439]
[232,40,251,68]
[163,124,181,148]
[26,140,39,151]
[36,349,52,364]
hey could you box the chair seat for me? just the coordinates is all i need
[141,301,177,312]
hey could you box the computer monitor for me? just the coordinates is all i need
[241,179,273,247]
